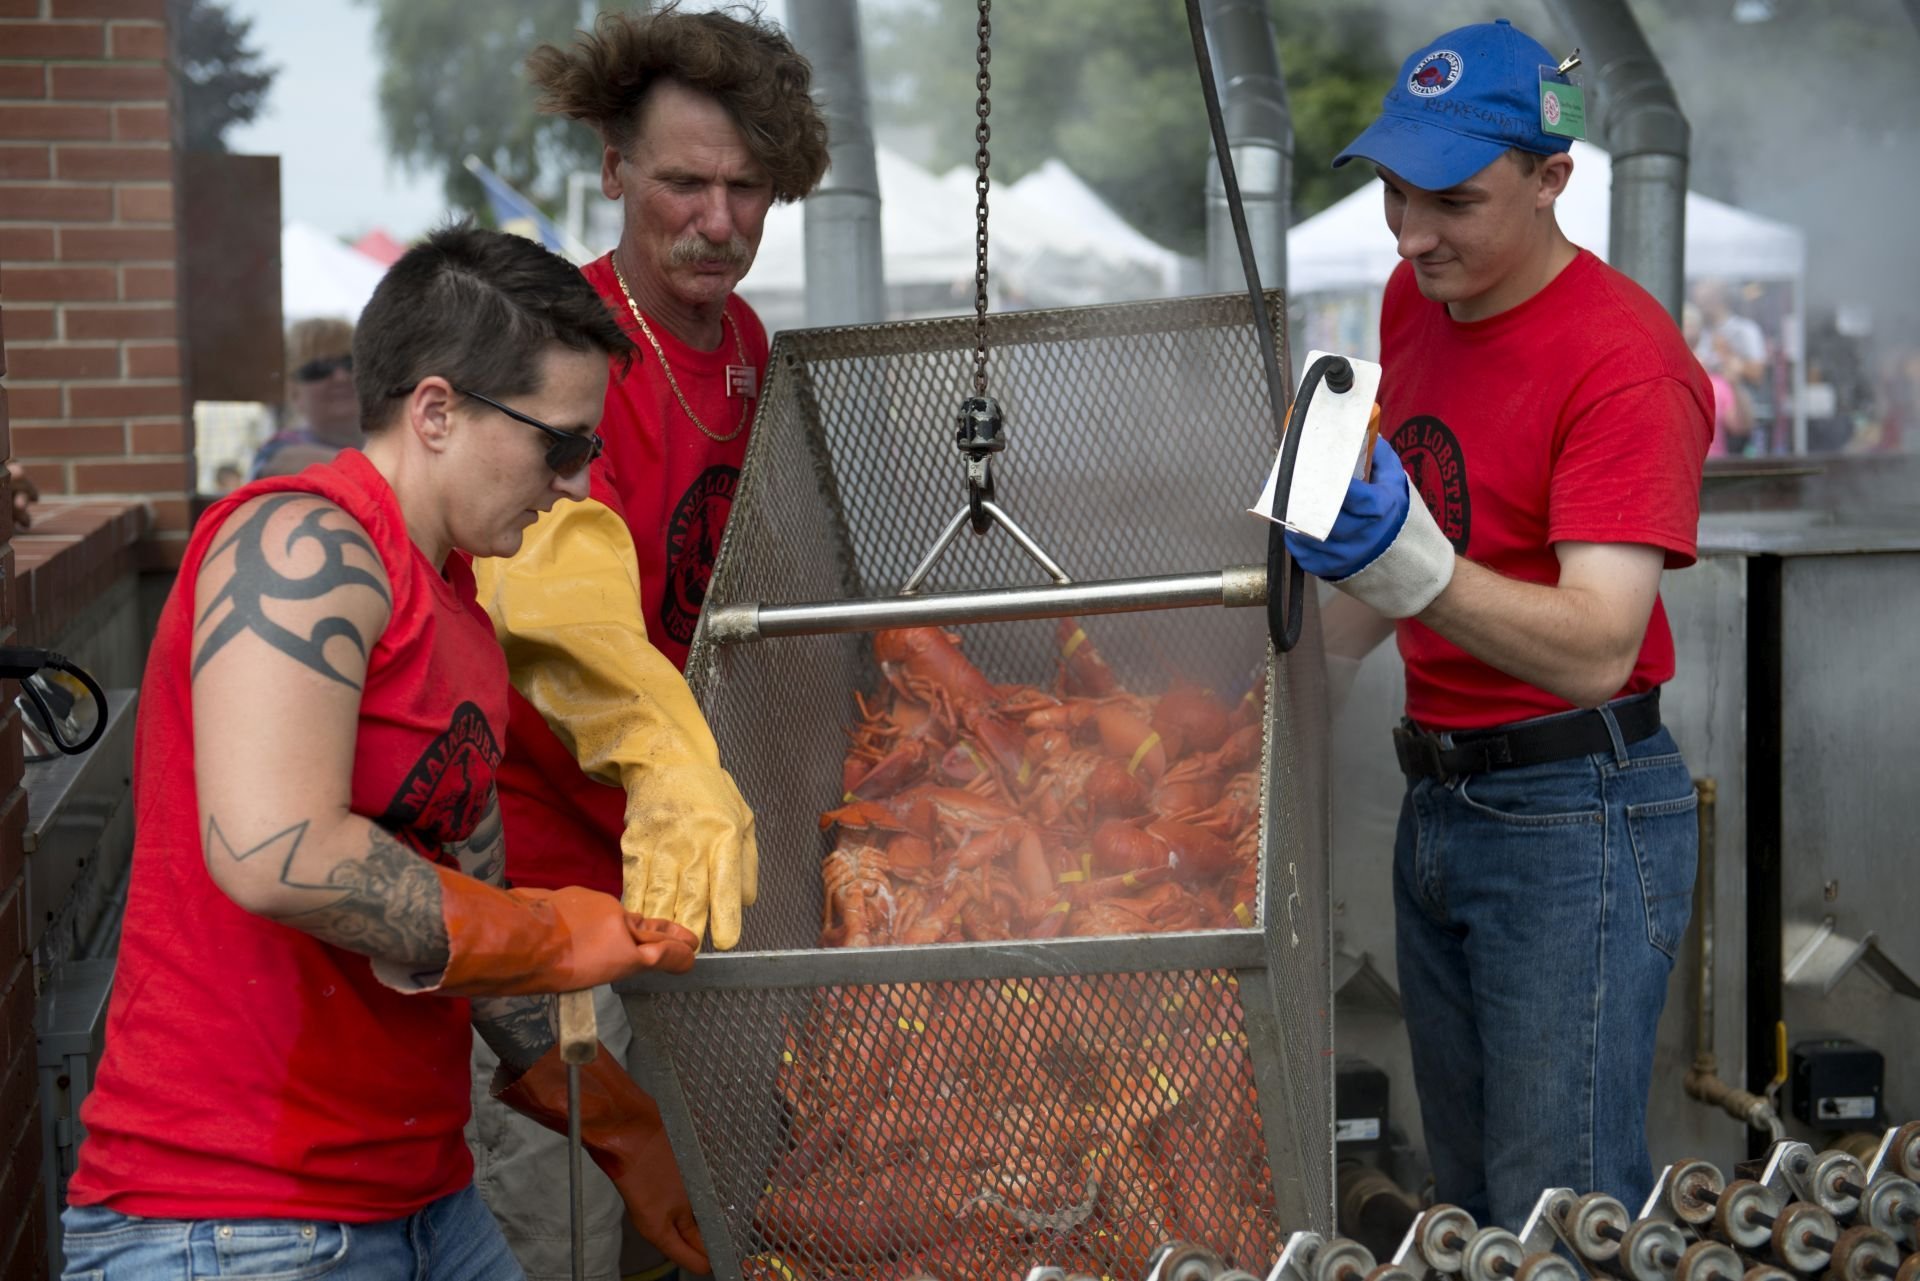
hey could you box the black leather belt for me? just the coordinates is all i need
[1393,689,1662,781]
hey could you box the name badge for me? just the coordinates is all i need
[726,365,758,399]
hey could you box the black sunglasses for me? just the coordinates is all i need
[294,354,352,383]
[452,387,603,477]
[384,382,605,476]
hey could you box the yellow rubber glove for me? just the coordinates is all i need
[473,498,758,950]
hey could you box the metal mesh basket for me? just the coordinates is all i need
[621,294,1332,1281]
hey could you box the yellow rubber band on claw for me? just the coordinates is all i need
[1061,627,1088,660]
[896,1016,926,1034]
[1232,901,1254,926]
[1048,900,1070,915]
[1058,870,1087,883]
[1017,758,1031,786]
[842,791,856,803]
[1126,731,1163,776]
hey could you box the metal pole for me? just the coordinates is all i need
[1541,0,1691,322]
[704,564,1269,644]
[1200,0,1291,298]
[787,0,887,326]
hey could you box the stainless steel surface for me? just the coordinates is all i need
[787,0,885,327]
[1200,0,1290,296]
[622,293,1333,1280]
[898,497,1073,595]
[24,687,138,955]
[706,565,1268,642]
[567,1060,585,1281]
[1541,0,1690,321]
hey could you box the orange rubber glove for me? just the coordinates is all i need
[494,1042,709,1274]
[374,865,697,996]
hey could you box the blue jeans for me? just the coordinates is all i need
[59,1185,524,1280]
[1393,711,1697,1230]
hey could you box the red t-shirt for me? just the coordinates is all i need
[1378,250,1713,730]
[493,257,767,895]
[68,450,509,1221]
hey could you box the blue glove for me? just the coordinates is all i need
[1284,436,1411,582]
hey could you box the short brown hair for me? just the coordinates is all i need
[527,5,829,204]
[286,317,353,396]
[353,223,636,432]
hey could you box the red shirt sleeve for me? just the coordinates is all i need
[1547,374,1711,569]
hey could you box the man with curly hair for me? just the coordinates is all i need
[467,8,830,1278]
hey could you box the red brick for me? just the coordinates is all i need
[0,791,23,896]
[110,103,167,141]
[129,417,183,452]
[0,144,49,178]
[0,182,111,220]
[56,225,173,261]
[62,304,171,339]
[52,141,171,181]
[9,421,123,455]
[122,339,175,376]
[146,494,189,531]
[0,958,27,1068]
[72,456,186,492]
[0,0,44,15]
[0,227,54,261]
[1,386,58,420]
[51,62,167,101]
[2,343,115,379]
[0,101,109,140]
[21,463,67,495]
[0,307,55,341]
[0,886,20,971]
[54,0,163,15]
[113,181,168,221]
[137,529,185,568]
[1,265,115,301]
[0,19,105,58]
[0,63,44,98]
[67,380,179,417]
[107,19,162,59]
[120,263,171,299]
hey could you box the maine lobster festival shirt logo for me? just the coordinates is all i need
[377,702,502,862]
[1407,50,1464,98]
[1389,416,1471,552]
[661,464,739,646]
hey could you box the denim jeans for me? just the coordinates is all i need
[1393,710,1697,1230]
[60,1184,524,1280]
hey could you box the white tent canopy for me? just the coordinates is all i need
[282,221,390,324]
[741,147,1183,304]
[1287,139,1806,295]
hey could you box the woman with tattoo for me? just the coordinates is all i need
[60,227,709,1279]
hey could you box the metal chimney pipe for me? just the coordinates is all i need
[787,0,886,326]
[1542,0,1691,322]
[1200,0,1291,297]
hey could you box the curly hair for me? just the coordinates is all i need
[527,5,830,205]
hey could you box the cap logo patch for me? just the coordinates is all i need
[1407,50,1464,98]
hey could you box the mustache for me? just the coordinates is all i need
[668,234,752,268]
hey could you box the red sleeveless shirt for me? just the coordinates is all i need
[68,450,509,1221]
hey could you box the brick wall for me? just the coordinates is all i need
[0,245,42,1281]
[0,0,194,573]
[1,3,186,1275]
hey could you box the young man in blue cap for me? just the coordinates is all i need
[1285,19,1714,1226]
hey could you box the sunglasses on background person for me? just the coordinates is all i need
[384,382,604,477]
[294,354,353,383]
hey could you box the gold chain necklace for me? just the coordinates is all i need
[610,257,749,444]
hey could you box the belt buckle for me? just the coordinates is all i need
[1394,725,1453,781]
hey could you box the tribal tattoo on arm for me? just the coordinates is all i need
[457,793,558,1075]
[193,495,391,688]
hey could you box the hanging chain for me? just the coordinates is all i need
[971,0,992,394]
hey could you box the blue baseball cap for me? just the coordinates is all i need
[1334,18,1572,191]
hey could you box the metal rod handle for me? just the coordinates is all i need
[704,564,1269,644]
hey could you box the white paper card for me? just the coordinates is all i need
[1248,350,1383,542]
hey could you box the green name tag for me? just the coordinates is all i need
[1540,78,1586,139]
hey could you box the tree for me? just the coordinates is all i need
[864,0,1399,253]
[357,0,603,219]
[168,0,276,152]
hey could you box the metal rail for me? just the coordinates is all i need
[702,564,1269,644]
